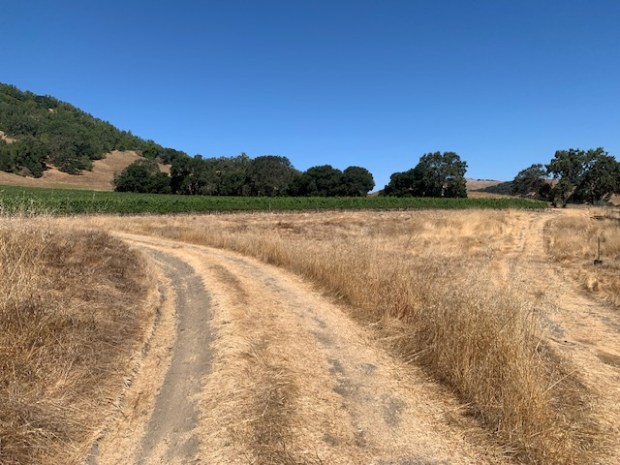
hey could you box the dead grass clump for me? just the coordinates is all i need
[248,362,303,465]
[545,210,620,307]
[392,264,598,465]
[0,219,153,465]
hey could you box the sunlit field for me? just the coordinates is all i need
[3,206,618,464]
[80,208,611,465]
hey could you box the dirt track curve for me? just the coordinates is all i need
[87,211,620,464]
[88,232,513,465]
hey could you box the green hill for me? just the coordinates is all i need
[0,83,185,177]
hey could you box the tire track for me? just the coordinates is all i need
[89,248,213,465]
[135,251,213,465]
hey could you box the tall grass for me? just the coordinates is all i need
[0,218,154,465]
[545,208,620,307]
[87,210,600,465]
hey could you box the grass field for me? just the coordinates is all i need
[3,207,618,465]
[0,184,547,214]
[83,209,608,465]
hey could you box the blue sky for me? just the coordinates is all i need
[1,0,619,188]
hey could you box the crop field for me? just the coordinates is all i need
[0,184,546,214]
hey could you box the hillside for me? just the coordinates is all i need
[0,150,171,191]
[0,83,184,178]
[465,178,503,191]
[465,178,513,199]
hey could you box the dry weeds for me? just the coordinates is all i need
[84,210,602,465]
[545,208,620,307]
[0,217,155,465]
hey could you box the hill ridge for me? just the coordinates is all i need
[0,82,185,179]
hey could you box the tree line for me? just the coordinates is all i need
[4,83,617,203]
[115,151,474,198]
[0,83,185,177]
[507,148,620,206]
[114,154,376,196]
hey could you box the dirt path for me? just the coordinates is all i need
[88,249,213,465]
[91,232,514,465]
[492,209,620,463]
[135,251,213,464]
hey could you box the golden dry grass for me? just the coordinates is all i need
[466,178,513,199]
[466,178,503,191]
[545,208,620,307]
[0,217,155,465]
[84,210,601,465]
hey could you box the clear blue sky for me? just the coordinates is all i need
[1,0,619,188]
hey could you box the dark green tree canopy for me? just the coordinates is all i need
[383,152,468,198]
[114,159,170,194]
[297,165,343,196]
[170,154,247,196]
[247,155,298,196]
[0,135,47,177]
[340,166,375,196]
[511,164,548,197]
[546,148,619,206]
[382,169,417,197]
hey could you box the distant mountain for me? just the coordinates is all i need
[0,83,186,178]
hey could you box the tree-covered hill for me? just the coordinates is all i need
[0,83,185,177]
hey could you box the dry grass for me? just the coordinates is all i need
[85,210,601,465]
[0,217,155,465]
[466,178,504,191]
[545,208,620,307]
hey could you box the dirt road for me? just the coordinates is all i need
[86,209,620,464]
[89,232,513,465]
